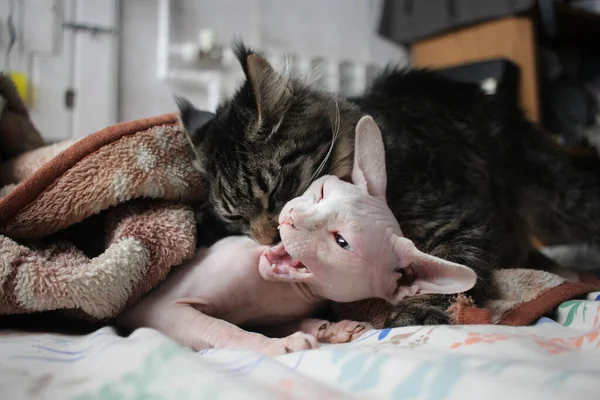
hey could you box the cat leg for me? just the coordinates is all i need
[265,318,373,344]
[311,319,374,343]
[118,303,318,356]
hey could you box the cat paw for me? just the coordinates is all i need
[258,332,318,356]
[315,320,373,344]
[388,295,451,326]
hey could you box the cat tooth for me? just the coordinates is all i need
[271,264,277,270]
[277,225,281,230]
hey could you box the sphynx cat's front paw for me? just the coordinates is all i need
[311,319,373,344]
[260,318,373,346]
[257,332,319,356]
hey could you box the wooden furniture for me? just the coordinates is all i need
[412,17,539,123]
[411,4,600,129]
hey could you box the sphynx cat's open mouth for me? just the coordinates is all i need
[263,242,310,277]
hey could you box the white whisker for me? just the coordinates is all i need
[303,95,340,192]
[271,115,284,135]
[304,59,324,89]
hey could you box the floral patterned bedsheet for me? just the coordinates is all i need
[1,292,599,400]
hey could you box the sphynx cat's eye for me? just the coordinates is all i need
[334,233,353,251]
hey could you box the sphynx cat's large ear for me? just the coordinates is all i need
[175,96,215,147]
[393,236,477,299]
[352,115,387,197]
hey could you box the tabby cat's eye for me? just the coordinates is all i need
[224,215,246,222]
[334,233,353,251]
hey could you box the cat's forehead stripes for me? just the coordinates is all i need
[218,188,236,214]
[207,125,342,231]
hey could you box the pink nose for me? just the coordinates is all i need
[279,193,315,225]
[279,207,307,229]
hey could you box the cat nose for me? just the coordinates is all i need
[253,229,280,245]
[250,215,280,245]
[284,208,311,230]
[279,196,313,224]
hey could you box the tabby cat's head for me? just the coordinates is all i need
[177,42,359,244]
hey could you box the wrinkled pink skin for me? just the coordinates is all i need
[118,235,371,356]
[119,116,476,356]
[266,174,406,302]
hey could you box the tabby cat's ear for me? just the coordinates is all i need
[175,96,215,146]
[234,42,292,128]
[351,115,387,198]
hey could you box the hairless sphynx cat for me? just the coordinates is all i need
[118,116,477,356]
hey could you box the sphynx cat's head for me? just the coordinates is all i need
[258,116,477,303]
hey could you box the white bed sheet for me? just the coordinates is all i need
[1,292,599,400]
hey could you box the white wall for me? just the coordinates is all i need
[118,0,409,122]
[0,0,119,142]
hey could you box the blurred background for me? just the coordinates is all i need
[0,0,407,142]
[1,0,599,154]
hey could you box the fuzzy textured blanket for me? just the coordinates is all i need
[0,74,597,326]
[0,76,205,320]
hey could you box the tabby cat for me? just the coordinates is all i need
[177,42,600,326]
